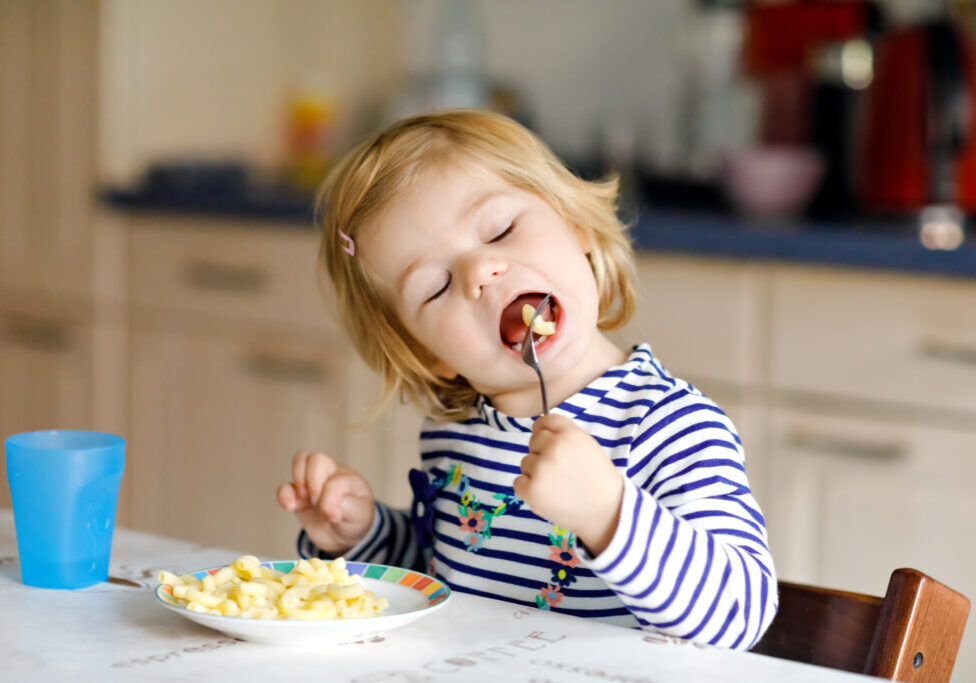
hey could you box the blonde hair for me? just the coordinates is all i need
[316,109,636,423]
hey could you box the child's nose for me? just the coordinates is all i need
[459,254,508,299]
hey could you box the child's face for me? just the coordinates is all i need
[360,161,605,408]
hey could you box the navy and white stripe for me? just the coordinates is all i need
[299,343,777,649]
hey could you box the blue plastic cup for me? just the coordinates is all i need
[4,430,125,589]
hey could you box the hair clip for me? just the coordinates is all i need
[338,228,355,256]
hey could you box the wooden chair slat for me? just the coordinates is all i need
[867,569,970,682]
[752,568,970,682]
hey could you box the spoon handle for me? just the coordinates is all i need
[537,367,549,415]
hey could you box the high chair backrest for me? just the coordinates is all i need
[751,568,969,682]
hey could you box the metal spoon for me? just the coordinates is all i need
[520,292,553,415]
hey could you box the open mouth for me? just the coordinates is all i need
[498,292,560,351]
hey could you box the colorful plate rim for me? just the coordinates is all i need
[153,560,451,621]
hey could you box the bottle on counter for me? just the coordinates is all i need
[284,76,337,192]
[676,0,758,180]
[384,0,489,123]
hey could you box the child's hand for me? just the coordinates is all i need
[514,414,624,556]
[276,450,375,556]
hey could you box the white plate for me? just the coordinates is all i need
[154,560,451,646]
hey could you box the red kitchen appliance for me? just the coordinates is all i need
[858,19,976,212]
[742,1,882,216]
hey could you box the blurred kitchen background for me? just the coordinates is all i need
[2,0,976,674]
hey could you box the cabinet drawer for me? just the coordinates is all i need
[766,408,976,590]
[764,407,976,681]
[129,217,337,331]
[769,266,976,415]
[616,254,767,386]
[128,325,348,558]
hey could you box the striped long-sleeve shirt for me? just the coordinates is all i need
[299,343,777,649]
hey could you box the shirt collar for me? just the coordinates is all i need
[473,343,657,432]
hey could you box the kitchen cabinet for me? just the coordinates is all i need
[125,217,418,556]
[768,266,976,417]
[0,294,128,520]
[0,304,93,510]
[615,254,770,389]
[0,0,100,298]
[757,263,976,682]
[765,408,976,594]
[0,0,129,520]
[128,218,337,332]
[127,317,348,558]
[765,407,976,680]
[351,379,424,512]
[620,255,974,680]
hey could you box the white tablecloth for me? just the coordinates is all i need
[0,509,875,682]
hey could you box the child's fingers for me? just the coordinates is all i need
[276,482,309,512]
[317,471,369,523]
[334,491,375,531]
[304,452,339,504]
[527,428,555,456]
[291,450,312,499]
[512,473,531,503]
[532,413,573,434]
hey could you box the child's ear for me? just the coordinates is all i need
[432,359,458,380]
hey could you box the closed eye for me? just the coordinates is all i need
[425,275,451,303]
[489,222,515,243]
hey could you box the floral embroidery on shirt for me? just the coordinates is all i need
[492,491,524,515]
[462,531,486,552]
[537,584,563,610]
[551,565,578,587]
[536,527,582,605]
[548,535,581,568]
[458,506,486,534]
[546,527,580,588]
[431,464,505,553]
[414,462,583,608]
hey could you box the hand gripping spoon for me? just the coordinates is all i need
[520,292,553,415]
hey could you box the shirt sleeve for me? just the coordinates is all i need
[297,501,425,571]
[581,385,778,650]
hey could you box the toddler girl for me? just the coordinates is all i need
[276,110,777,649]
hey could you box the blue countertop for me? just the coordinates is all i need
[102,188,976,280]
[630,209,976,279]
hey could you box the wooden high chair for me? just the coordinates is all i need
[751,568,970,682]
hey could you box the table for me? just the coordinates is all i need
[0,509,876,682]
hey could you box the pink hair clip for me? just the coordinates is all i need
[338,228,355,256]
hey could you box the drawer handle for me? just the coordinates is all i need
[1,315,73,352]
[181,260,268,294]
[241,353,328,384]
[918,338,976,366]
[786,430,906,461]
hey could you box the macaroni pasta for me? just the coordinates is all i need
[158,555,390,620]
[522,304,556,336]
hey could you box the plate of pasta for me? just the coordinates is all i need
[153,555,451,646]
